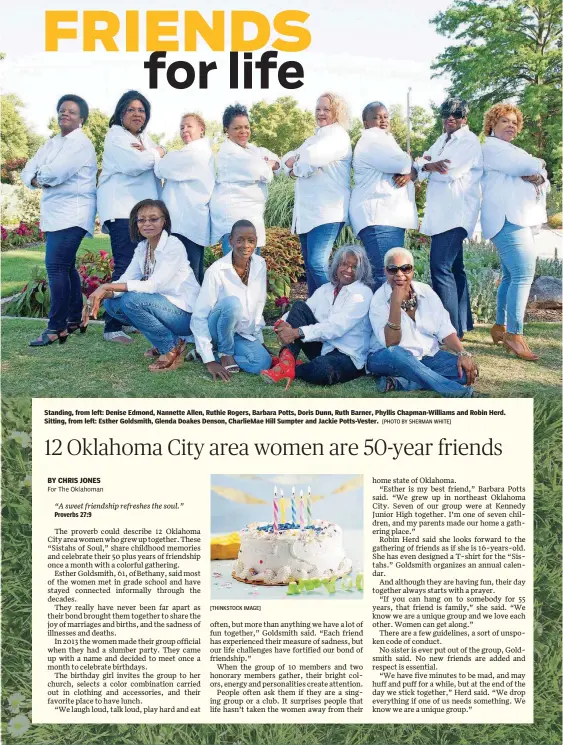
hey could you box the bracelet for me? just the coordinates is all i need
[456,350,472,358]
[386,321,401,331]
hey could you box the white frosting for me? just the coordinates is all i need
[232,520,352,585]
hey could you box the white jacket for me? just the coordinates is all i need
[115,231,200,313]
[97,125,161,229]
[155,137,215,247]
[481,137,548,240]
[21,129,97,236]
[301,280,373,369]
[209,139,279,246]
[283,123,352,234]
[350,128,417,234]
[416,126,483,238]
[191,252,267,363]
[369,281,456,360]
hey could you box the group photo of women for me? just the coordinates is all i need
[22,87,550,396]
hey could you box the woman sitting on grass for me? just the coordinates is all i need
[88,199,200,372]
[261,245,373,388]
[191,220,272,382]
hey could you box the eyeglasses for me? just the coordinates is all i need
[385,264,413,274]
[136,217,164,225]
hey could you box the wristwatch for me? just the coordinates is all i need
[456,351,472,358]
[298,327,305,340]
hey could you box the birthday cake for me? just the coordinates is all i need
[232,520,352,585]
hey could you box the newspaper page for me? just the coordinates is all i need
[1,1,561,745]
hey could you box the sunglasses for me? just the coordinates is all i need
[385,264,413,274]
[443,111,465,119]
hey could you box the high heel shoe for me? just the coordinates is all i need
[490,324,506,345]
[503,333,539,361]
[260,348,296,390]
[29,329,69,347]
[67,322,88,335]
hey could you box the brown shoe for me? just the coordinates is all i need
[503,333,539,361]
[144,347,160,358]
[148,340,186,372]
[490,324,506,345]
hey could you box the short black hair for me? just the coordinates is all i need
[129,199,171,242]
[230,219,256,236]
[109,90,151,132]
[439,97,469,119]
[56,94,89,123]
[362,101,386,122]
[223,103,249,131]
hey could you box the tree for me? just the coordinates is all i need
[431,0,562,184]
[249,97,315,155]
[82,109,109,167]
[388,104,438,157]
[1,94,29,162]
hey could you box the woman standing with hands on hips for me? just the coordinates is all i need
[282,93,352,296]
[210,104,280,256]
[22,94,97,347]
[88,199,200,373]
[97,90,165,343]
[155,113,214,284]
[481,103,549,361]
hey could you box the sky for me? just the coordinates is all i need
[0,0,452,139]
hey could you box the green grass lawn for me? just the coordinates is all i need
[1,319,561,399]
[1,236,110,298]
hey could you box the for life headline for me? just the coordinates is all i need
[45,10,311,90]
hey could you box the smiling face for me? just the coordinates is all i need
[230,225,257,261]
[58,100,82,135]
[226,115,250,147]
[443,111,467,135]
[336,252,359,286]
[364,105,389,130]
[384,251,414,289]
[136,205,165,242]
[181,115,205,144]
[121,99,146,134]
[493,112,519,142]
[315,96,335,127]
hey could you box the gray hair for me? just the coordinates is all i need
[383,247,414,267]
[362,101,386,122]
[329,244,373,287]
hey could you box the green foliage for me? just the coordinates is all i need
[348,118,363,149]
[389,104,438,158]
[249,97,315,156]
[264,174,295,229]
[0,94,29,163]
[4,264,49,317]
[431,0,562,186]
[82,109,110,168]
[12,176,41,224]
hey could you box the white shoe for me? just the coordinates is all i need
[122,325,139,334]
[103,331,133,344]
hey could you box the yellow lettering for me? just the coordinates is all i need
[147,11,179,52]
[83,11,120,52]
[184,11,224,51]
[273,11,311,52]
[45,10,78,51]
[231,11,270,52]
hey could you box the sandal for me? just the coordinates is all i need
[144,347,160,358]
[220,354,240,373]
[29,329,68,347]
[376,376,397,393]
[67,322,88,335]
[148,340,186,372]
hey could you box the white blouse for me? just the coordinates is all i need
[416,126,483,238]
[115,231,200,313]
[369,281,456,360]
[209,139,279,247]
[21,129,97,235]
[301,280,373,369]
[283,123,352,235]
[481,137,548,240]
[191,252,267,364]
[97,125,161,229]
[155,137,215,247]
[350,127,417,234]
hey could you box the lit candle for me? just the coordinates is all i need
[291,487,296,526]
[280,494,285,524]
[307,486,312,525]
[299,490,304,530]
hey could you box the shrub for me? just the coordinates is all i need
[1,157,27,184]
[1,221,44,251]
[77,250,114,297]
[12,179,42,225]
[4,265,50,318]
[264,175,294,229]
[547,212,562,229]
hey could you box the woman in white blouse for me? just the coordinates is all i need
[350,101,418,289]
[155,113,214,284]
[482,103,549,361]
[97,90,164,343]
[261,245,373,388]
[282,92,352,296]
[210,104,279,256]
[22,94,97,347]
[88,200,200,372]
[191,220,272,381]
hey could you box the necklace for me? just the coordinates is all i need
[401,290,417,312]
[232,252,251,285]
[142,243,156,280]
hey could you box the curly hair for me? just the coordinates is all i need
[56,94,89,124]
[317,92,351,130]
[222,103,249,131]
[180,112,206,134]
[483,103,524,136]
